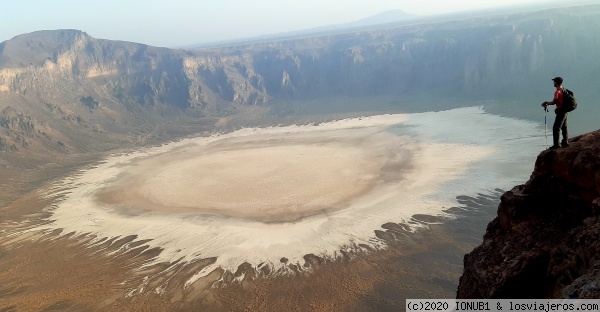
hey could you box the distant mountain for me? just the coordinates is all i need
[304,9,419,33]
[346,10,419,28]
[187,10,421,49]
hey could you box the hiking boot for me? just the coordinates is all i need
[561,141,570,148]
[549,145,560,150]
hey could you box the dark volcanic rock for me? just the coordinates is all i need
[0,106,40,151]
[457,130,600,298]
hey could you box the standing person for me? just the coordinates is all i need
[542,76,569,149]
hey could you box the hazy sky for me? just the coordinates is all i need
[0,0,568,47]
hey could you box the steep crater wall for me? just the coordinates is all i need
[1,5,600,190]
[2,6,600,112]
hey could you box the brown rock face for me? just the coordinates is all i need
[457,130,600,299]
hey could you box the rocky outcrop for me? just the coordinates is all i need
[0,103,102,153]
[457,130,600,298]
[0,106,39,151]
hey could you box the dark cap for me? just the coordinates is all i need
[552,77,563,84]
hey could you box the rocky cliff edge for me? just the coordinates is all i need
[457,129,600,298]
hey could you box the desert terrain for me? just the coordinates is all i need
[1,107,542,311]
[3,4,599,310]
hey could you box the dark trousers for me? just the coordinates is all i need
[553,108,568,146]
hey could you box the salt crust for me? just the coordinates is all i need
[36,107,542,286]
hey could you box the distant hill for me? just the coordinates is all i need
[347,9,419,27]
[187,10,421,49]
[289,9,420,35]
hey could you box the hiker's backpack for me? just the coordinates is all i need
[562,88,577,112]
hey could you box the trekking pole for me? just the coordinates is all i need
[544,106,548,148]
